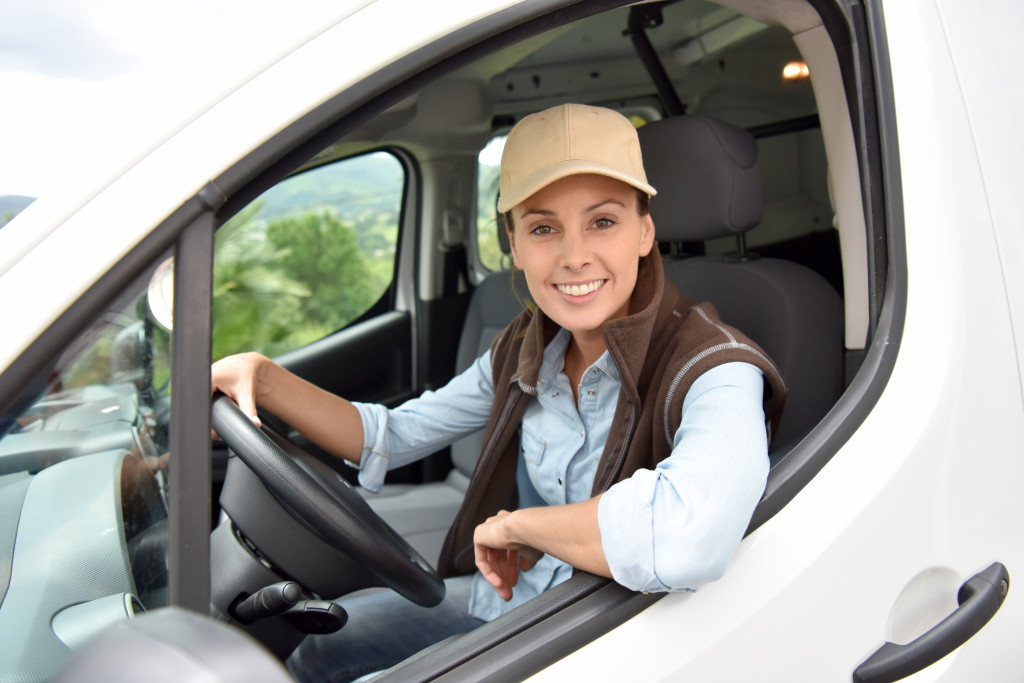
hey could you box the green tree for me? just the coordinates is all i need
[265,209,383,335]
[212,203,312,361]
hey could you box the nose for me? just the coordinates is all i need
[558,227,591,272]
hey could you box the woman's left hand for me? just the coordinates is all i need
[473,510,543,601]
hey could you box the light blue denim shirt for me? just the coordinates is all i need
[354,328,768,620]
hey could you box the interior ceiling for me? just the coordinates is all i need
[318,0,815,163]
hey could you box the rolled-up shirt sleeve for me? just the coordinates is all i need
[597,362,769,593]
[353,352,496,492]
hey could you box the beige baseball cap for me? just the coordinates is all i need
[497,103,657,213]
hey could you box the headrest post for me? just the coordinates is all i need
[724,232,760,263]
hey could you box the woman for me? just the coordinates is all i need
[212,103,785,681]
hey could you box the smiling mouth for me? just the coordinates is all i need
[556,280,606,297]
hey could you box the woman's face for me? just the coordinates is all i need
[508,174,655,337]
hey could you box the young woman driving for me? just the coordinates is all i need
[212,103,784,682]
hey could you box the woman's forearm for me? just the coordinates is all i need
[213,352,365,465]
[474,494,611,600]
[505,497,611,577]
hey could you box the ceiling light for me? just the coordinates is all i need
[782,61,810,81]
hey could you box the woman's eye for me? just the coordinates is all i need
[593,217,616,229]
[530,224,554,236]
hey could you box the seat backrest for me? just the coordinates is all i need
[637,116,843,450]
[449,238,529,480]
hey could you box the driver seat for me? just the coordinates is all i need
[636,115,844,451]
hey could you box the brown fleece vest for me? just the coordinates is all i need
[438,250,786,576]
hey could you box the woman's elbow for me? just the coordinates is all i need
[651,531,738,591]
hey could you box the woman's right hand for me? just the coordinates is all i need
[210,351,364,464]
[211,352,268,428]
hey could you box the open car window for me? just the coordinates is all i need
[213,151,404,360]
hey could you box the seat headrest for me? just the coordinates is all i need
[637,116,762,242]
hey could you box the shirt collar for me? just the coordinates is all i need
[536,329,622,389]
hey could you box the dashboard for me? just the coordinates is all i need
[0,383,169,681]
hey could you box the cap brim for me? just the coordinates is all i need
[497,160,657,213]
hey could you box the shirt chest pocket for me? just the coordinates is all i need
[519,424,547,466]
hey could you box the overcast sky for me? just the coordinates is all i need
[0,0,352,200]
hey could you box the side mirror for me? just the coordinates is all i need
[147,257,174,331]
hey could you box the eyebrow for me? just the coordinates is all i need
[518,198,626,219]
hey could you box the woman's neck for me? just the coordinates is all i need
[569,329,606,369]
[564,330,605,403]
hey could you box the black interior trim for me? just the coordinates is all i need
[748,113,821,139]
[167,212,215,612]
[625,2,687,116]
[277,310,413,406]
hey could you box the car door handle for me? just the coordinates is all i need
[853,562,1009,683]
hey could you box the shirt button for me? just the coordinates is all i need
[538,378,545,385]
[551,390,560,398]
[587,389,596,397]
[557,478,563,485]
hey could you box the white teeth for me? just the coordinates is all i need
[557,280,604,296]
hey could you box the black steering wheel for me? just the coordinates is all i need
[211,393,445,607]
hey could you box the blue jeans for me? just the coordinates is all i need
[286,576,483,683]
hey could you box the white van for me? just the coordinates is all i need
[1,0,1021,680]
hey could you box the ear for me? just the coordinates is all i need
[638,214,656,257]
